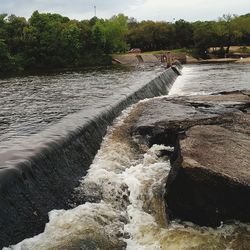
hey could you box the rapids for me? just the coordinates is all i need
[5,102,250,250]
[4,63,250,249]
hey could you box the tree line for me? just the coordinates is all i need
[0,11,130,74]
[1,11,250,74]
[127,14,250,57]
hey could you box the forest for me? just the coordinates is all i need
[1,11,250,74]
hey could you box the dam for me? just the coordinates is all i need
[1,63,250,249]
[0,64,180,248]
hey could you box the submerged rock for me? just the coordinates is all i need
[132,91,250,227]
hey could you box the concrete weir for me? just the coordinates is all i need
[0,66,181,248]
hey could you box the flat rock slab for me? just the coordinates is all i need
[182,124,250,185]
[112,54,139,65]
[140,54,159,63]
[132,91,250,226]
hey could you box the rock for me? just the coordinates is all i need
[186,55,199,64]
[169,123,250,226]
[198,58,238,64]
[140,54,159,63]
[112,54,140,65]
[132,91,250,226]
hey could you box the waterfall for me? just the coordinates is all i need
[0,66,180,248]
[5,93,249,250]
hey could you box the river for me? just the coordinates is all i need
[3,63,250,249]
[0,65,165,150]
[170,63,250,96]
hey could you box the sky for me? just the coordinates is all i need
[1,0,250,22]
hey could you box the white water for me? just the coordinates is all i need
[4,105,171,249]
[5,101,250,250]
[169,64,250,96]
[74,106,173,249]
[5,64,250,249]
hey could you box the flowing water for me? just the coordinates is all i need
[169,63,250,96]
[0,65,165,151]
[4,63,250,249]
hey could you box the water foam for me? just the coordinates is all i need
[5,102,250,249]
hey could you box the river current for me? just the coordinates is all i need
[0,65,165,150]
[3,63,250,249]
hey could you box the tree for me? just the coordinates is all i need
[1,10,250,74]
[127,21,175,51]
[233,14,250,46]
[92,14,129,53]
[0,13,7,37]
[174,19,194,48]
[217,14,241,53]
[4,15,27,55]
[26,11,70,67]
[61,21,82,64]
[193,21,218,57]
[0,39,15,73]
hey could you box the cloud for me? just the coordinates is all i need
[125,0,250,21]
[1,0,250,21]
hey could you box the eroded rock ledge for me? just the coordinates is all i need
[132,91,250,227]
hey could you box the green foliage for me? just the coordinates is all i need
[174,19,194,48]
[0,39,19,73]
[191,14,250,57]
[127,21,174,51]
[1,10,250,75]
[0,11,129,75]
[193,21,217,50]
[92,14,129,53]
[127,14,250,58]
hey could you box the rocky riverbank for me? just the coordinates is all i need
[112,53,187,65]
[112,53,250,65]
[132,90,250,227]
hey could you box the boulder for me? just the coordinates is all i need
[132,91,250,226]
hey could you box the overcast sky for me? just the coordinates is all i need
[1,0,250,22]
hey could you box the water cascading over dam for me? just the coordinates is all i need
[4,63,250,250]
[0,65,181,248]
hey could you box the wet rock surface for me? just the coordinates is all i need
[132,90,250,227]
